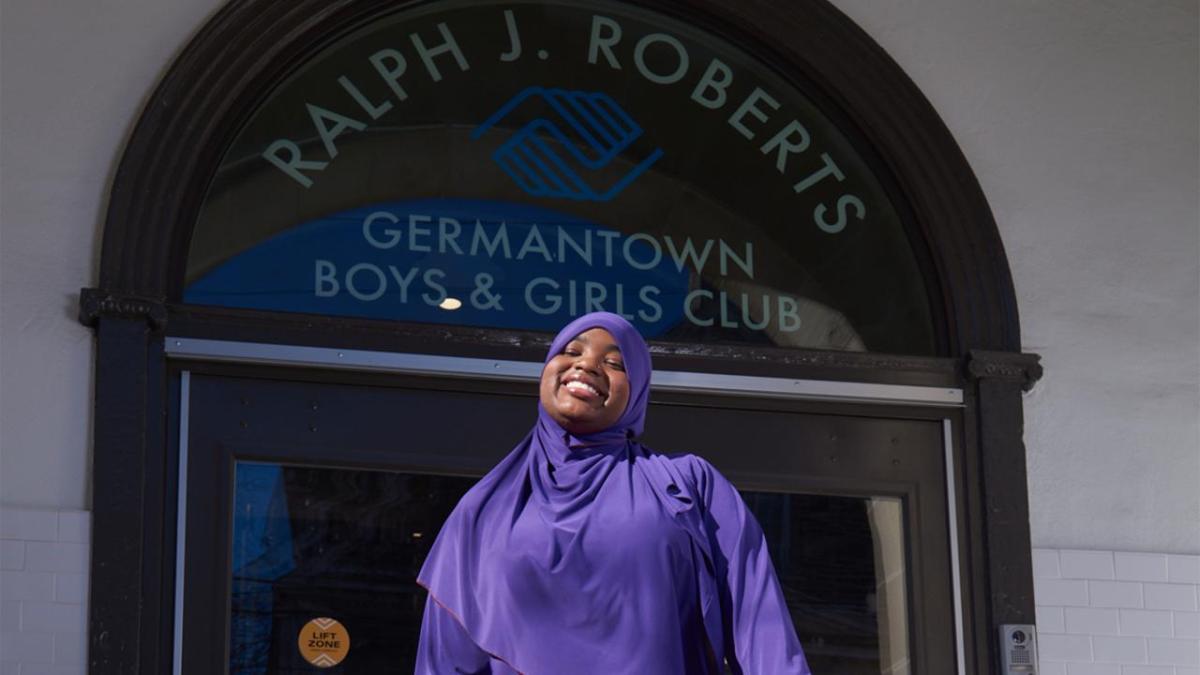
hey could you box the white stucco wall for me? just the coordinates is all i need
[832,0,1200,554]
[2,1,1197,552]
[0,0,226,510]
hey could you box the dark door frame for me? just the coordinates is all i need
[177,363,969,673]
[79,1,1043,673]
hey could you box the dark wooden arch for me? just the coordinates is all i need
[82,1,1043,673]
[98,0,1019,356]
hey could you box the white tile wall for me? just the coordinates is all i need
[1037,548,1200,675]
[0,507,88,675]
[3,515,1195,675]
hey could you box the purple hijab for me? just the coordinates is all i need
[416,313,810,674]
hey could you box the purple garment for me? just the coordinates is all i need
[416,312,811,674]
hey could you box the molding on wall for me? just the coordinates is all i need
[79,288,167,330]
[162,302,964,387]
[966,350,1044,392]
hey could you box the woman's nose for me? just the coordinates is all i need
[573,353,601,372]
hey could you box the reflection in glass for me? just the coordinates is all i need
[230,462,476,673]
[229,462,909,673]
[188,0,938,355]
[750,493,909,674]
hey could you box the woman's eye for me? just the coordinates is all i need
[606,360,625,371]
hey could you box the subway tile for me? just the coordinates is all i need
[1145,583,1198,611]
[1035,549,1062,578]
[20,602,85,634]
[0,602,18,632]
[0,509,58,543]
[22,665,88,675]
[0,509,21,540]
[1147,637,1200,666]
[53,574,87,605]
[1039,606,1067,633]
[1168,556,1200,584]
[1121,666,1175,675]
[1038,578,1091,606]
[0,661,17,675]
[1115,554,1169,583]
[22,543,87,575]
[1039,662,1067,675]
[1062,550,1116,580]
[55,513,89,545]
[53,630,86,664]
[0,571,54,602]
[1067,607,1120,635]
[1176,612,1200,639]
[1041,633,1093,662]
[0,629,54,663]
[1093,636,1147,664]
[0,542,22,571]
[1091,581,1145,609]
[1067,663,1119,675]
[1176,667,1200,675]
[1118,609,1174,637]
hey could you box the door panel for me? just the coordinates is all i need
[228,464,473,673]
[180,371,959,674]
[644,399,955,673]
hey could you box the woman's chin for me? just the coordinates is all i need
[547,391,620,434]
[556,415,599,435]
[553,410,606,435]
[553,393,597,414]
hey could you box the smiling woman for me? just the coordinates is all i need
[415,312,812,674]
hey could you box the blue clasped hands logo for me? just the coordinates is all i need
[472,87,663,201]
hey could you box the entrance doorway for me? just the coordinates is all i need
[85,1,1038,672]
[174,358,966,674]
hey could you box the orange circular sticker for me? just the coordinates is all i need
[298,617,350,668]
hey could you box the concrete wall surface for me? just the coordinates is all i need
[1,0,1197,556]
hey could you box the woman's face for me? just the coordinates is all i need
[539,328,631,435]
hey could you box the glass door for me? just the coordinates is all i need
[642,394,958,673]
[177,369,963,673]
[227,464,473,673]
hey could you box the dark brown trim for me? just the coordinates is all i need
[79,288,166,329]
[967,361,1040,669]
[967,350,1045,392]
[88,317,168,673]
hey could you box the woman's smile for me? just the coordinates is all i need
[560,372,607,402]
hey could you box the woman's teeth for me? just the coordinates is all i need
[564,381,602,397]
